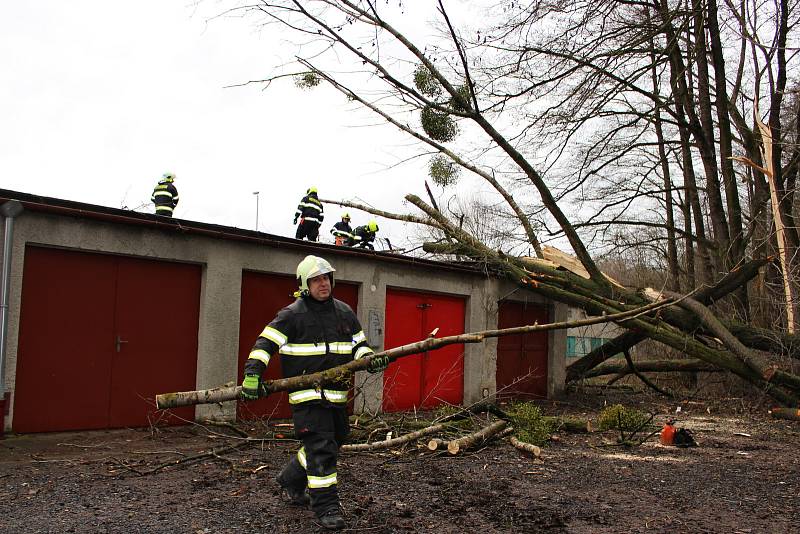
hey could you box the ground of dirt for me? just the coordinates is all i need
[1,392,798,533]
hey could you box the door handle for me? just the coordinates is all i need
[115,336,129,353]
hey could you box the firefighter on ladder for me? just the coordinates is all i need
[293,187,324,241]
[330,212,353,246]
[151,172,179,217]
[239,255,389,530]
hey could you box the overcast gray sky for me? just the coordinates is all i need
[2,1,439,248]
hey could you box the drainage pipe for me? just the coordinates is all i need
[0,200,23,436]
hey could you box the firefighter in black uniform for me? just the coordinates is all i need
[330,212,353,246]
[347,220,379,249]
[151,172,179,216]
[294,187,324,241]
[240,255,389,530]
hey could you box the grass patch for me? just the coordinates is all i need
[506,402,554,446]
[598,404,651,432]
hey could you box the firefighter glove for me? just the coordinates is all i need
[293,216,298,225]
[240,374,262,401]
[367,355,390,374]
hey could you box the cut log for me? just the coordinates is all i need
[510,436,541,457]
[427,438,448,451]
[341,423,446,452]
[769,407,800,421]
[447,420,508,455]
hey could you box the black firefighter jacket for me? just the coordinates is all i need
[294,194,324,225]
[244,296,373,406]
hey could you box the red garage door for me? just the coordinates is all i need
[496,300,549,400]
[14,246,201,432]
[382,289,465,412]
[237,272,359,421]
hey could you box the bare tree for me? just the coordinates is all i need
[219,0,800,404]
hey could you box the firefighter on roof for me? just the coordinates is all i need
[330,212,353,246]
[293,187,324,241]
[347,219,379,249]
[151,172,179,216]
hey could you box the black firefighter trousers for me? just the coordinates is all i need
[295,220,320,241]
[277,403,349,516]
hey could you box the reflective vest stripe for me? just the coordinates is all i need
[328,341,355,354]
[288,389,348,404]
[352,330,367,344]
[280,342,355,356]
[299,202,322,212]
[354,346,374,360]
[280,344,326,356]
[247,349,270,366]
[260,326,287,346]
[297,447,307,469]
[307,473,337,488]
[155,206,174,212]
[153,191,174,197]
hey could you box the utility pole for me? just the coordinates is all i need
[253,191,260,231]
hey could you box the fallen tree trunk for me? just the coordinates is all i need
[726,323,800,361]
[341,423,446,452]
[566,331,646,383]
[447,420,508,455]
[664,291,800,397]
[509,436,542,457]
[583,359,719,378]
[566,257,770,383]
[156,299,673,410]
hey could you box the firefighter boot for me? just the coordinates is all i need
[276,459,310,506]
[317,508,345,530]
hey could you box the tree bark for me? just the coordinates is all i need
[584,359,718,378]
[447,420,508,455]
[342,423,447,452]
[509,436,541,457]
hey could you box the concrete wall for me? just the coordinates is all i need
[1,206,566,430]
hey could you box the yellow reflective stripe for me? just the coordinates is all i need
[303,216,321,223]
[288,389,349,404]
[322,390,348,402]
[354,346,374,360]
[300,202,322,212]
[153,191,173,197]
[297,447,307,469]
[328,341,354,354]
[156,206,174,212]
[352,331,367,344]
[280,344,326,356]
[260,326,287,346]
[247,349,271,366]
[307,473,337,488]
